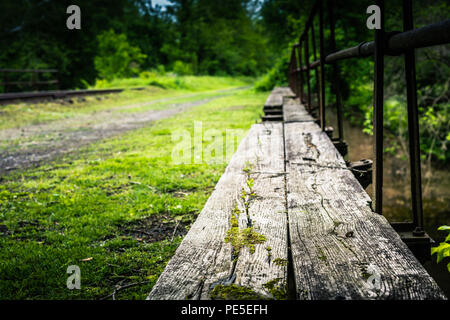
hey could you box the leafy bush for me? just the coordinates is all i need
[94,30,147,81]
[172,61,193,76]
[360,98,450,164]
[420,105,450,163]
[431,226,450,273]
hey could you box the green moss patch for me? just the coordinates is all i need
[273,258,288,267]
[263,278,288,300]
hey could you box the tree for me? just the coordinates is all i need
[94,29,147,80]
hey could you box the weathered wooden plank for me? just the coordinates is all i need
[283,98,315,123]
[272,87,295,98]
[148,122,289,300]
[284,121,446,300]
[264,93,283,108]
[262,115,283,122]
[265,87,296,109]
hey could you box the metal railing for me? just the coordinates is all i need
[0,69,59,93]
[288,0,450,239]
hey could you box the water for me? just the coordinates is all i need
[327,111,450,297]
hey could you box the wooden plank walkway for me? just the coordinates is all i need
[148,122,289,300]
[284,120,445,299]
[148,88,446,300]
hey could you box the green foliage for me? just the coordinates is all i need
[94,30,147,81]
[431,226,450,273]
[263,278,288,300]
[419,105,450,163]
[91,74,252,91]
[157,0,271,76]
[254,52,289,92]
[272,258,288,267]
[224,220,266,255]
[257,0,449,165]
[360,98,450,163]
[172,61,194,76]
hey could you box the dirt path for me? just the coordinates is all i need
[0,89,241,174]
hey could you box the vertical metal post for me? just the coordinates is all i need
[305,31,312,111]
[318,0,326,130]
[294,45,301,98]
[328,0,344,141]
[289,49,294,92]
[373,0,385,214]
[291,48,297,95]
[403,0,424,235]
[293,50,298,96]
[298,41,305,103]
[311,22,321,113]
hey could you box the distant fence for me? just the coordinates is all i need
[288,0,450,237]
[0,69,59,93]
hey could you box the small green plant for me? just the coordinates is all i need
[266,246,272,260]
[224,218,266,255]
[431,226,450,272]
[232,204,241,216]
[243,161,253,174]
[263,278,288,300]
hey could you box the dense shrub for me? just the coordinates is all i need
[94,30,147,81]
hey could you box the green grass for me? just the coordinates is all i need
[92,74,253,91]
[0,76,252,131]
[0,79,268,299]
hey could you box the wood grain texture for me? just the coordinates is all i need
[283,98,315,123]
[284,120,446,300]
[265,87,296,109]
[272,87,295,98]
[148,88,445,300]
[264,92,283,108]
[147,122,288,300]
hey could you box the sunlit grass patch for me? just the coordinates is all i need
[0,76,252,131]
[0,87,267,299]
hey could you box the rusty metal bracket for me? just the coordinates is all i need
[391,222,433,264]
[324,126,334,139]
[332,139,348,158]
[347,159,372,189]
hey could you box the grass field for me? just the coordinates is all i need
[0,76,268,299]
[0,76,252,130]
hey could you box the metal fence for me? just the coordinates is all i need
[288,0,450,246]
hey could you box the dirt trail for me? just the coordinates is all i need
[0,89,241,174]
